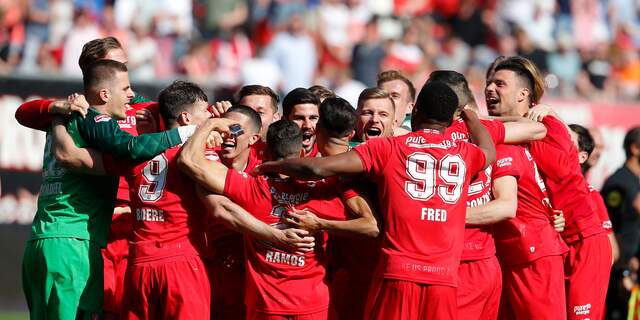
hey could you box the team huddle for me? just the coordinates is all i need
[14,37,615,320]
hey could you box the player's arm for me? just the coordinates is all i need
[285,195,380,238]
[15,98,89,131]
[77,114,194,161]
[254,151,364,180]
[198,188,315,254]
[51,117,106,175]
[177,117,239,194]
[610,232,620,265]
[462,108,495,168]
[466,176,517,225]
[499,117,547,143]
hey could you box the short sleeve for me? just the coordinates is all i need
[458,141,487,181]
[353,137,393,175]
[480,119,506,145]
[528,115,573,182]
[223,169,268,212]
[492,145,521,180]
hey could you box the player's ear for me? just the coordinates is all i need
[248,133,260,146]
[273,112,281,121]
[98,88,110,103]
[347,129,355,140]
[517,87,529,103]
[177,112,189,126]
[578,151,589,164]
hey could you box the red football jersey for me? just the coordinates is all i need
[353,129,486,286]
[491,144,568,266]
[250,141,268,162]
[223,170,351,314]
[589,185,612,233]
[528,115,603,242]
[446,118,505,261]
[124,146,208,263]
[203,147,262,247]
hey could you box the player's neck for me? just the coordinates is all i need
[322,138,349,156]
[87,98,109,115]
[224,151,250,172]
[413,123,446,133]
[626,157,640,177]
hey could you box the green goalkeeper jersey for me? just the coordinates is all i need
[31,108,182,246]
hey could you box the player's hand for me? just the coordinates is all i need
[209,101,232,118]
[460,107,479,122]
[204,118,239,137]
[50,94,89,118]
[552,211,565,233]
[206,131,223,149]
[285,207,323,233]
[527,104,556,122]
[277,228,316,255]
[136,108,158,134]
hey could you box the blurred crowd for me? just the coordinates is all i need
[2,0,640,102]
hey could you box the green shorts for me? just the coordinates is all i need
[22,237,104,319]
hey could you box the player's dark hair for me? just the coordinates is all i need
[234,85,279,113]
[569,124,595,174]
[569,124,595,156]
[486,55,507,80]
[318,97,357,138]
[309,85,336,102]
[427,70,475,108]
[79,37,123,72]
[226,105,262,134]
[413,81,459,126]
[624,126,640,159]
[267,120,303,160]
[377,70,416,101]
[494,56,545,105]
[158,81,208,125]
[282,88,320,118]
[82,59,128,91]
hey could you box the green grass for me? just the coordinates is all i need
[0,312,28,320]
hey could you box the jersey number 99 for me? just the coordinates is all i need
[405,152,466,204]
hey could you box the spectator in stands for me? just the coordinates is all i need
[264,12,316,93]
[351,16,385,87]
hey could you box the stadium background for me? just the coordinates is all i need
[1,0,639,318]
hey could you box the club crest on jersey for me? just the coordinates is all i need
[94,114,112,123]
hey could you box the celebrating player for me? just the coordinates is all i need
[178,118,378,319]
[19,61,193,319]
[377,70,416,135]
[254,82,495,319]
[282,88,321,157]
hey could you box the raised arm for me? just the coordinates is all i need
[198,189,315,254]
[254,150,364,180]
[462,108,496,169]
[177,117,238,194]
[15,98,89,131]
[51,117,106,175]
[285,195,380,238]
[466,176,517,225]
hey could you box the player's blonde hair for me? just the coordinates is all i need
[357,88,396,112]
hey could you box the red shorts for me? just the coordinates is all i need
[365,278,457,320]
[500,255,566,319]
[247,309,328,320]
[206,235,245,320]
[102,211,133,313]
[565,232,612,320]
[457,256,502,320]
[121,255,210,320]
